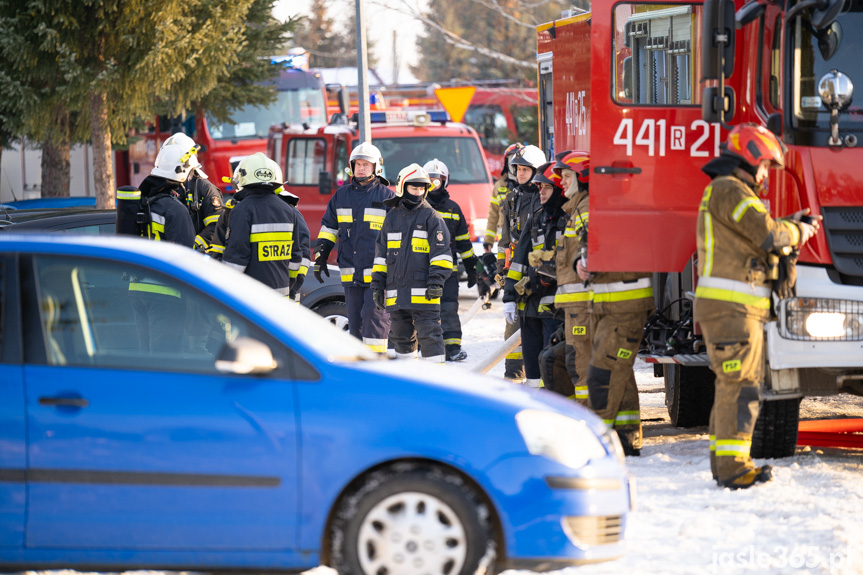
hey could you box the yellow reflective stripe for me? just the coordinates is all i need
[250,232,292,243]
[732,197,767,222]
[319,231,337,243]
[194,235,208,248]
[554,292,593,304]
[372,264,387,273]
[574,386,589,398]
[387,240,401,249]
[364,215,385,224]
[203,214,220,226]
[704,212,715,277]
[363,274,372,283]
[129,282,181,298]
[455,233,471,241]
[564,228,578,238]
[366,343,387,353]
[341,274,354,282]
[459,249,475,260]
[783,220,801,246]
[695,285,770,309]
[715,439,752,457]
[444,338,461,345]
[337,215,353,223]
[386,297,397,306]
[506,351,523,360]
[117,190,141,200]
[709,435,716,451]
[615,410,640,424]
[436,211,459,220]
[411,296,441,304]
[507,269,523,281]
[491,196,501,205]
[430,259,453,269]
[208,244,225,254]
[592,287,653,303]
[517,301,525,310]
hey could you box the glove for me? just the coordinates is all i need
[313,246,331,284]
[503,301,517,324]
[798,220,820,247]
[372,287,386,310]
[288,274,305,301]
[549,324,566,345]
[464,256,478,288]
[426,284,443,300]
[788,208,811,222]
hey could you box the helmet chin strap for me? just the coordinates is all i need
[354,173,375,185]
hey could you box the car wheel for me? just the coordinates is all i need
[330,464,494,575]
[313,300,349,332]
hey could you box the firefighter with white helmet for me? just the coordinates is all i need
[498,144,546,382]
[314,141,395,352]
[422,158,478,361]
[160,133,224,253]
[695,124,821,489]
[371,164,452,362]
[222,153,311,301]
[484,142,524,252]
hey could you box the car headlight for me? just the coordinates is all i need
[515,409,608,469]
[784,298,863,340]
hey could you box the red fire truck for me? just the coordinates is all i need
[268,110,494,242]
[126,57,328,193]
[537,0,863,456]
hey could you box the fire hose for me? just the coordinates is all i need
[469,329,521,374]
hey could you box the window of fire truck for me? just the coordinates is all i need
[512,105,539,146]
[286,138,327,185]
[334,140,349,187]
[464,105,510,155]
[206,88,327,140]
[371,137,490,185]
[790,0,863,132]
[612,4,703,106]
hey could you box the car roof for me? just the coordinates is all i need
[0,208,115,230]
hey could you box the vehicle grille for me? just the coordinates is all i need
[563,515,624,548]
[822,207,863,278]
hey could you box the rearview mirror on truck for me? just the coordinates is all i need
[702,0,736,80]
[318,170,333,195]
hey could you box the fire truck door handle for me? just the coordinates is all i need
[595,166,642,175]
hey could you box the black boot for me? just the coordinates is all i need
[445,346,467,362]
[718,465,773,490]
[617,429,642,457]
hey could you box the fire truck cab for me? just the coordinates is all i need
[268,110,494,242]
[538,0,863,457]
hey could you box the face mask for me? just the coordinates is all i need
[402,193,423,207]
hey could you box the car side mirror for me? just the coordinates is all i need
[319,170,333,195]
[215,337,277,375]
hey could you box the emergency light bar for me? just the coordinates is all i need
[271,53,308,70]
[369,110,451,125]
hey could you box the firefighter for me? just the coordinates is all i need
[222,153,311,301]
[371,164,452,362]
[545,150,592,403]
[483,142,523,253]
[314,142,395,352]
[123,144,197,353]
[423,158,478,362]
[503,161,566,387]
[160,133,224,253]
[695,124,820,489]
[496,144,546,382]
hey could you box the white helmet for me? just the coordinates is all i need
[422,158,449,190]
[151,144,197,182]
[350,142,384,177]
[236,153,283,190]
[396,163,432,197]
[510,144,547,172]
[161,133,207,179]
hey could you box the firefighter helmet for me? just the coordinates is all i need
[502,142,525,178]
[349,142,384,176]
[161,133,207,179]
[532,162,562,188]
[510,145,546,173]
[236,153,283,190]
[723,124,787,170]
[423,158,449,190]
[151,144,197,182]
[553,150,589,177]
[396,164,432,197]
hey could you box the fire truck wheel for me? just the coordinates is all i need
[750,397,801,459]
[664,364,715,427]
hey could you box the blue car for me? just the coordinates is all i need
[0,234,631,574]
[0,196,97,210]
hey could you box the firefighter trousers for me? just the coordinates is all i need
[539,333,575,399]
[390,308,445,362]
[504,313,525,380]
[345,285,391,353]
[563,303,592,405]
[440,272,462,352]
[586,309,650,451]
[699,315,763,483]
[521,315,561,381]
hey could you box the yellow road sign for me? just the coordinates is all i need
[434,86,476,123]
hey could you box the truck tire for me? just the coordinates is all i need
[750,397,801,459]
[664,364,715,427]
[313,300,349,332]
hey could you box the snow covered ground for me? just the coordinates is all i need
[24,289,863,575]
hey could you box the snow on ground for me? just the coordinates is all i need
[25,289,863,575]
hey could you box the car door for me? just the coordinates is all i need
[21,253,301,551]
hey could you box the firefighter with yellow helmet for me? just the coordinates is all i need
[695,124,820,489]
[371,164,452,363]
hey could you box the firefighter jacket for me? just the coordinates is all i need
[222,187,311,296]
[206,197,237,259]
[317,176,395,285]
[554,190,591,308]
[484,175,515,246]
[694,174,803,322]
[498,181,540,267]
[185,176,224,252]
[371,195,452,311]
[503,196,567,319]
[426,186,477,268]
[137,175,196,248]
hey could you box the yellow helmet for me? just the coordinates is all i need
[236,153,283,190]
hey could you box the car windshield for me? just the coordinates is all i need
[373,137,490,184]
[791,0,863,131]
[207,87,328,140]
